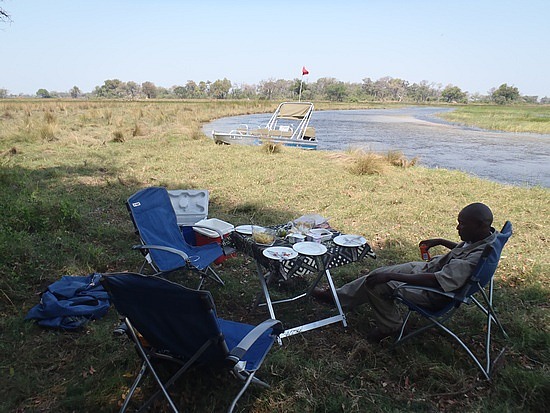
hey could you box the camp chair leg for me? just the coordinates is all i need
[471,279,508,339]
[206,266,225,286]
[394,308,457,344]
[228,371,257,413]
[137,340,215,412]
[120,362,148,413]
[125,320,179,413]
[427,316,491,380]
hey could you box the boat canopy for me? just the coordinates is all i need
[277,102,314,120]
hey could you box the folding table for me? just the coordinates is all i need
[230,227,376,340]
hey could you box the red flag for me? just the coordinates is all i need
[302,66,309,75]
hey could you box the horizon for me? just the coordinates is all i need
[1,0,549,98]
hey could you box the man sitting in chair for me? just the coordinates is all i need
[312,202,498,342]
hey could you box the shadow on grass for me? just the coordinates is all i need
[1,162,548,412]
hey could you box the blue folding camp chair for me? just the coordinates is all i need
[127,186,225,288]
[392,221,512,380]
[101,272,283,413]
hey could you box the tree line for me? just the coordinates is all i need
[1,76,547,105]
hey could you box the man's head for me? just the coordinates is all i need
[456,203,493,242]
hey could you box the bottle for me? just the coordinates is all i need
[420,244,431,261]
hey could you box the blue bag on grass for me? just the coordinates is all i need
[25,273,110,330]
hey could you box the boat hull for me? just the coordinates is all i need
[212,131,317,150]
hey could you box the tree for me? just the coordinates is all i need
[36,88,51,98]
[209,78,232,99]
[1,1,11,23]
[230,83,256,99]
[126,81,140,98]
[184,80,200,98]
[141,81,157,99]
[198,81,210,98]
[491,83,520,104]
[173,86,186,99]
[94,79,127,98]
[325,82,348,102]
[441,85,467,103]
[69,86,81,99]
[0,88,8,98]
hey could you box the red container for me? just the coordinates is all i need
[419,244,431,261]
[194,219,235,264]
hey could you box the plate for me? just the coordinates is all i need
[333,234,367,247]
[263,247,298,260]
[292,241,328,256]
[235,225,264,235]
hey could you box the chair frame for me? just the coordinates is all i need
[101,273,283,413]
[392,221,512,380]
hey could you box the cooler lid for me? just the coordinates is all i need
[167,189,209,226]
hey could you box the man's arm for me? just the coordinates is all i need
[365,272,441,288]
[419,238,458,250]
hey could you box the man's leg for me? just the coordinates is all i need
[336,262,426,309]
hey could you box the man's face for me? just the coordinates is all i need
[456,212,481,242]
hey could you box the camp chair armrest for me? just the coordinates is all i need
[393,284,458,300]
[226,319,283,364]
[132,244,189,261]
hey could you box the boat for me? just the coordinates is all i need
[212,101,317,150]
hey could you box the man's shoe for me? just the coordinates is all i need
[311,287,335,305]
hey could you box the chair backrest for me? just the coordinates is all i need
[101,272,228,362]
[127,187,191,272]
[463,221,513,298]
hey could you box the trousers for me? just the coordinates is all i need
[336,262,446,333]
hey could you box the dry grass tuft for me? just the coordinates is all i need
[328,148,418,175]
[385,149,418,167]
[40,124,56,141]
[132,123,145,137]
[191,130,205,140]
[337,148,388,175]
[112,130,125,142]
[44,111,57,124]
[261,141,283,154]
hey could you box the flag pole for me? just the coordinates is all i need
[299,73,304,102]
[299,66,308,102]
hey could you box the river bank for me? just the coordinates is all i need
[204,106,550,188]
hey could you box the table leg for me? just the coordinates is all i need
[255,261,276,321]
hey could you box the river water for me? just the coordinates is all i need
[203,107,550,188]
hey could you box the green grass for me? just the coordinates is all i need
[438,104,550,134]
[0,99,548,412]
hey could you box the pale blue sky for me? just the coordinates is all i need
[1,0,549,97]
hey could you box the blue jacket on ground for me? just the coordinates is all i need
[25,273,110,330]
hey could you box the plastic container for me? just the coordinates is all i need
[287,233,306,244]
[167,189,209,226]
[251,227,276,246]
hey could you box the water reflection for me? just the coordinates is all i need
[203,107,550,187]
